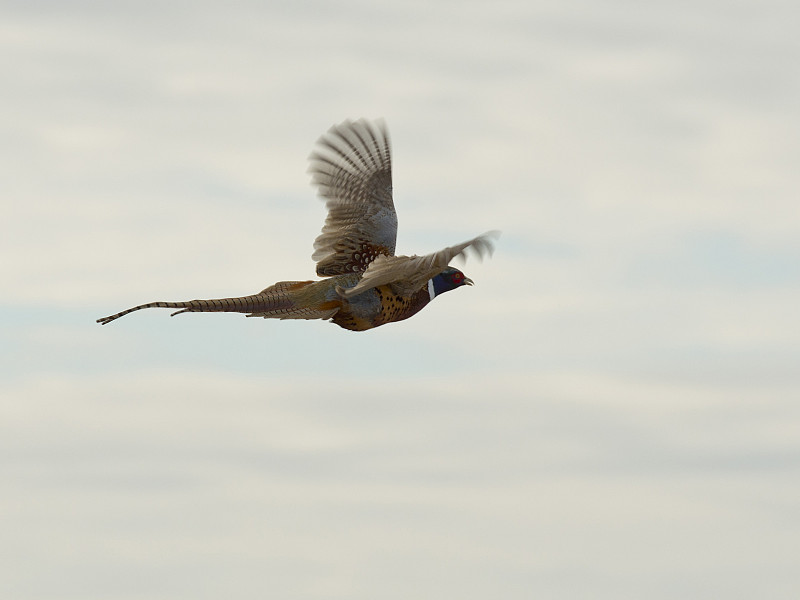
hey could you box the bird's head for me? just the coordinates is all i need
[430,267,474,297]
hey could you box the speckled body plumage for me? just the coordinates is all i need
[97,119,497,331]
[325,275,433,331]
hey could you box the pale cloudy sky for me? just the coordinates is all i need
[2,1,800,599]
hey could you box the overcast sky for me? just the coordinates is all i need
[2,1,799,599]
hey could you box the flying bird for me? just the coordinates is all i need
[97,118,497,331]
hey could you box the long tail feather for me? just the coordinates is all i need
[96,281,338,325]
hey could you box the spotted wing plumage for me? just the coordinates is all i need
[339,231,499,298]
[308,119,396,277]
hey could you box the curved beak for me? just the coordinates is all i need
[463,277,474,286]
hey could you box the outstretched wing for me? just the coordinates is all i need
[339,231,499,298]
[308,118,396,277]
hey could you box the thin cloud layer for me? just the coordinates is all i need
[2,1,799,598]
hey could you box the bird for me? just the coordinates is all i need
[97,118,497,331]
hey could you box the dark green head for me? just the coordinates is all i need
[430,267,473,298]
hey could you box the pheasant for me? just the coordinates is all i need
[97,118,497,331]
